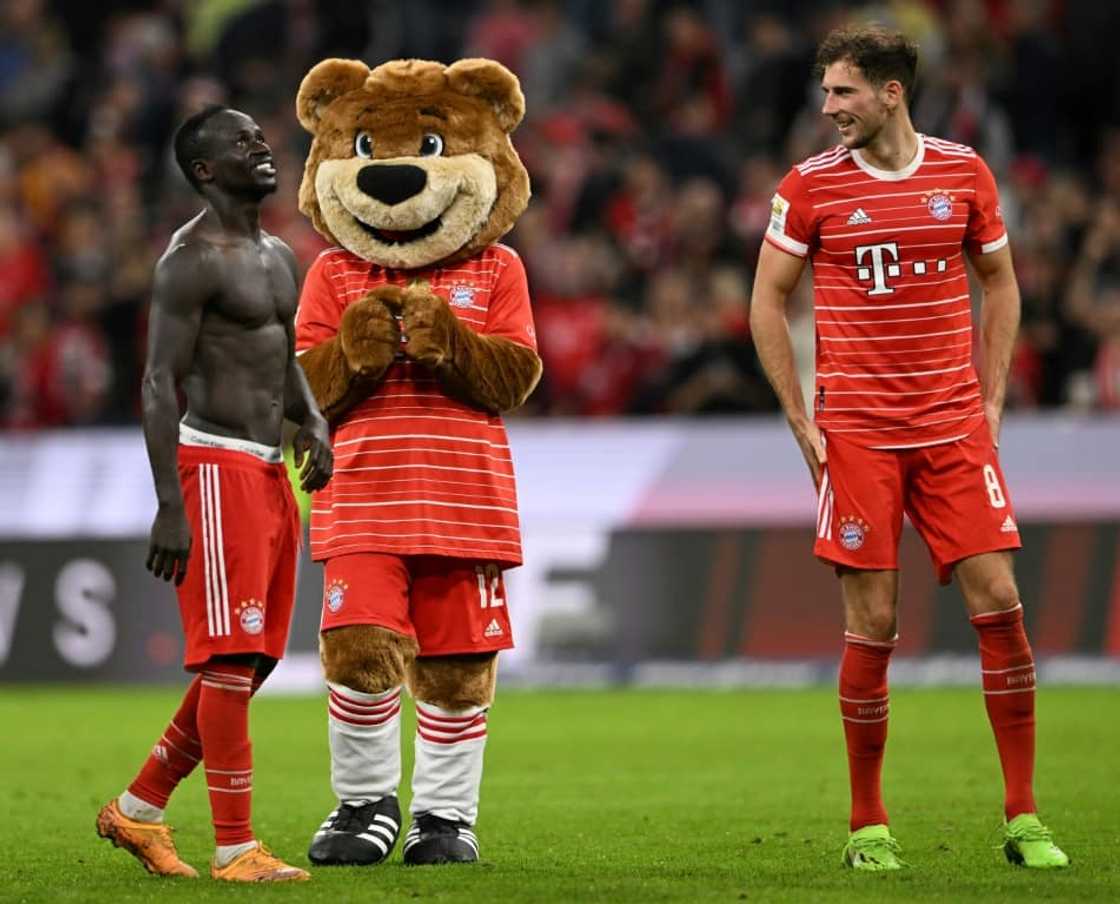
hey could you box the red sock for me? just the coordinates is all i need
[127,675,203,809]
[839,632,894,831]
[971,605,1037,819]
[198,665,255,846]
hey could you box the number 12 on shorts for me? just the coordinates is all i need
[475,564,505,608]
[983,464,1006,509]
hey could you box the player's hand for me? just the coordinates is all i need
[791,417,827,489]
[399,286,455,368]
[293,412,333,492]
[147,504,191,585]
[984,402,1002,449]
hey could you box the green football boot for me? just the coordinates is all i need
[1003,814,1070,869]
[842,824,905,871]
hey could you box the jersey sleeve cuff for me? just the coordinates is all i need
[979,233,1008,254]
[764,231,809,258]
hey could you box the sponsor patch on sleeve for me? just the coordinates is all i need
[767,193,790,238]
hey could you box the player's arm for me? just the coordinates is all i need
[749,240,825,486]
[274,239,333,492]
[967,243,1020,445]
[141,243,210,584]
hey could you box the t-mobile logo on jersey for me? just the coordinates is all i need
[855,242,949,296]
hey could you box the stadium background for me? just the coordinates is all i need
[1,0,1118,689]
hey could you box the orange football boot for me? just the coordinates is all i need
[210,842,310,882]
[96,798,198,878]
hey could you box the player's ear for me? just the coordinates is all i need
[882,79,904,110]
[191,159,212,186]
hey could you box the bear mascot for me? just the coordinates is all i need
[292,57,541,866]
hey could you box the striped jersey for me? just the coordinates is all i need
[765,134,1007,448]
[295,243,536,566]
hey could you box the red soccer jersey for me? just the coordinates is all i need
[764,134,1008,448]
[295,243,537,566]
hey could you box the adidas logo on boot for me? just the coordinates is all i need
[403,814,479,865]
[308,795,401,866]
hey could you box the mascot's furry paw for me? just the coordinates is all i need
[339,292,402,375]
[399,286,456,368]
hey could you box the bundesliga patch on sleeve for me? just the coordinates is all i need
[768,193,790,238]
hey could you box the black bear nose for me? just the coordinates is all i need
[356,164,428,205]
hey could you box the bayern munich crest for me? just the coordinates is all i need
[236,600,265,635]
[838,516,871,551]
[448,284,476,308]
[325,579,349,613]
[923,190,954,221]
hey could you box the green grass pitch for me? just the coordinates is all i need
[0,686,1116,902]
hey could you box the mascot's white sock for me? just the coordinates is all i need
[410,701,488,825]
[327,681,402,802]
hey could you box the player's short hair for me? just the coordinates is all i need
[173,105,232,192]
[814,25,919,102]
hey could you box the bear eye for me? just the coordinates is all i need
[354,131,374,159]
[419,133,444,157]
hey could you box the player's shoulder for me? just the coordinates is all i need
[921,134,979,159]
[792,144,853,178]
[156,215,219,278]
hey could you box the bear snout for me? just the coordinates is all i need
[356,163,429,205]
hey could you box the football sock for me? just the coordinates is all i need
[125,674,204,816]
[327,682,403,802]
[198,665,255,846]
[214,840,259,867]
[411,701,488,825]
[840,632,894,831]
[971,604,1037,819]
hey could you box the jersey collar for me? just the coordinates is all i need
[850,133,925,182]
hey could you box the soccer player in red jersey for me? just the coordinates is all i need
[750,26,1069,870]
[95,107,332,882]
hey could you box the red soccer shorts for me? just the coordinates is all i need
[320,553,515,656]
[176,438,300,669]
[814,421,1022,583]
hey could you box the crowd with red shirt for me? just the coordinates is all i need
[1,0,1118,427]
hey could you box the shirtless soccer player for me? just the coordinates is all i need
[95,106,333,882]
[749,27,1069,871]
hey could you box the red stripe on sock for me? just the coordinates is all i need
[416,727,488,745]
[328,701,402,727]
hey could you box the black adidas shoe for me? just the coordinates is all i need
[402,814,479,865]
[308,796,401,866]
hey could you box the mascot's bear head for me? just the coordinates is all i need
[296,57,530,270]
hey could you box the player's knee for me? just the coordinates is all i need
[320,624,418,693]
[409,653,498,709]
[980,576,1021,613]
[860,605,897,641]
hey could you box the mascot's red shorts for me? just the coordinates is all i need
[176,427,300,668]
[320,553,514,656]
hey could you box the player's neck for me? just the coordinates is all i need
[856,116,919,173]
[204,196,262,241]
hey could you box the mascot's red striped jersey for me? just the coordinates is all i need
[295,243,536,566]
[765,134,1007,448]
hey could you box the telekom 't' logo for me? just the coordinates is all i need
[854,242,900,296]
[855,241,950,296]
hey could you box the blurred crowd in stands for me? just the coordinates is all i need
[1,0,1119,427]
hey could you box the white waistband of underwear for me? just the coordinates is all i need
[179,423,283,464]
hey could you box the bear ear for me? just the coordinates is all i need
[445,58,525,132]
[297,59,370,133]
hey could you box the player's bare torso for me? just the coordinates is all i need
[166,212,298,447]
